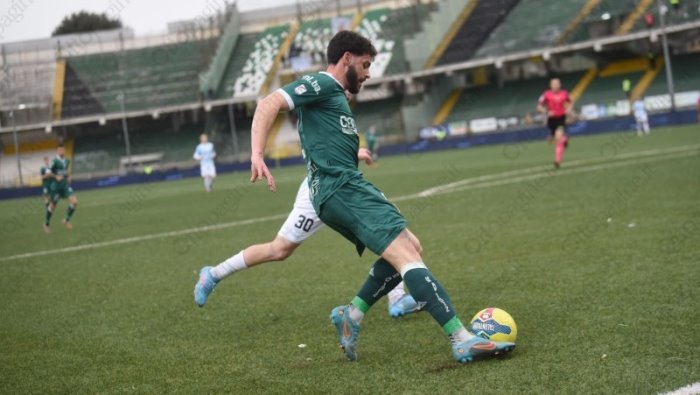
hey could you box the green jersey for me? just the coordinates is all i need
[366,132,378,151]
[49,156,71,186]
[40,165,52,189]
[279,72,361,210]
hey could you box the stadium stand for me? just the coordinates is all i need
[71,122,203,175]
[436,0,521,66]
[0,135,64,187]
[404,0,467,71]
[475,0,590,58]
[445,72,585,124]
[565,0,639,43]
[362,4,435,76]
[576,70,644,106]
[632,0,700,30]
[0,42,57,126]
[61,39,217,117]
[199,9,242,97]
[3,0,700,188]
[217,33,260,98]
[226,24,290,98]
[642,52,700,97]
[355,8,395,78]
[353,96,404,136]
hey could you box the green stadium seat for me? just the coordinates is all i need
[476,0,590,58]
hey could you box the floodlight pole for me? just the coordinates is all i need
[118,93,133,173]
[10,110,24,186]
[657,0,676,111]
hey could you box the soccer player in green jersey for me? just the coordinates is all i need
[248,31,514,363]
[365,125,379,161]
[40,156,52,205]
[44,145,78,233]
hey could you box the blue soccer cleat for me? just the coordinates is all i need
[388,294,422,318]
[194,266,219,307]
[452,336,515,363]
[330,305,361,361]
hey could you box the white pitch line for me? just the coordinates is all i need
[432,150,697,198]
[393,148,698,202]
[414,144,700,198]
[658,382,700,395]
[1,146,697,262]
[0,214,287,262]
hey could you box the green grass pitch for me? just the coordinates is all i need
[1,125,698,394]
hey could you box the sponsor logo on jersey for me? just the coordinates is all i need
[301,75,321,94]
[339,115,358,135]
[294,85,307,95]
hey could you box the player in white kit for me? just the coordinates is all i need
[194,134,216,192]
[633,99,650,136]
[193,148,419,317]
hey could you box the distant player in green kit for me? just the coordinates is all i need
[365,125,379,161]
[248,31,514,363]
[44,145,78,233]
[40,156,52,205]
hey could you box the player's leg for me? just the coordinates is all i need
[209,167,216,191]
[554,126,567,168]
[63,191,77,229]
[44,191,59,233]
[194,235,301,307]
[42,187,50,206]
[643,116,650,134]
[194,179,323,307]
[324,181,513,362]
[381,231,514,362]
[387,229,421,317]
[636,117,643,135]
[546,117,557,144]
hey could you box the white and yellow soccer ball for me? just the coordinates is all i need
[469,307,517,343]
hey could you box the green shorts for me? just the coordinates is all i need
[318,178,406,256]
[51,183,74,202]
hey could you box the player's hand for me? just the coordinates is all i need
[56,175,64,182]
[250,155,276,192]
[357,148,374,166]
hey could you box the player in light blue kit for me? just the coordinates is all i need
[193,134,216,192]
[633,99,650,136]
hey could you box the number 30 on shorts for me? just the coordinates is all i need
[294,215,314,232]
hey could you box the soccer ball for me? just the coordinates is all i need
[469,307,517,343]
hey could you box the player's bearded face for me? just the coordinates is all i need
[346,66,361,94]
[345,54,371,94]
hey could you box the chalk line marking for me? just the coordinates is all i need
[1,146,697,262]
[658,382,700,395]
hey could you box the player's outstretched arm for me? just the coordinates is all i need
[250,91,289,192]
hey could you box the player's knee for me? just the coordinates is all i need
[406,229,423,255]
[270,238,297,261]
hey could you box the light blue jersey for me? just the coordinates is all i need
[194,142,216,167]
[633,100,647,118]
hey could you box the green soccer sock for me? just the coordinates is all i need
[45,205,53,226]
[402,265,470,340]
[350,258,402,317]
[65,204,76,221]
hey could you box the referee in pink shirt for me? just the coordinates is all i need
[538,78,572,169]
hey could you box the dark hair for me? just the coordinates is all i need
[326,30,377,65]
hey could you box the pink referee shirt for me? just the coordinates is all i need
[538,90,570,118]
